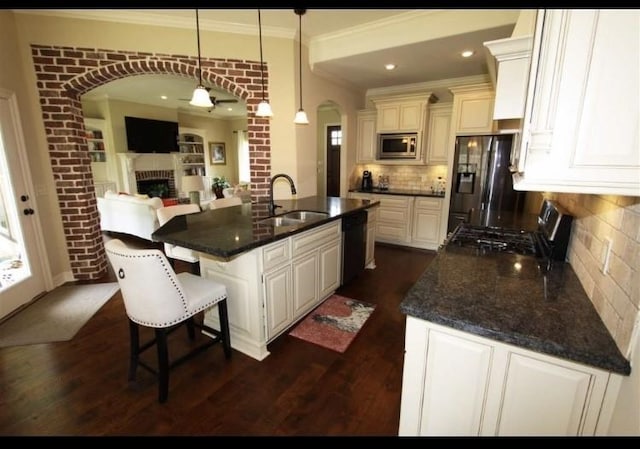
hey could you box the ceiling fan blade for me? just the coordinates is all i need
[214,99,239,104]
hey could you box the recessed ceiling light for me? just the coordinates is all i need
[227,107,233,111]
[461,50,475,58]
[385,63,396,71]
[160,95,168,100]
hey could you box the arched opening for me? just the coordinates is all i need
[32,44,271,280]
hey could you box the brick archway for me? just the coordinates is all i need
[31,44,271,280]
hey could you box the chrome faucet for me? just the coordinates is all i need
[269,173,297,214]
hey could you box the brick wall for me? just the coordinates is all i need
[31,44,270,280]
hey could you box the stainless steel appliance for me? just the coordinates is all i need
[361,170,373,191]
[378,133,418,159]
[446,198,574,267]
[448,133,527,233]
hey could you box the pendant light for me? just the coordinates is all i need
[293,9,309,125]
[190,9,214,108]
[255,9,274,117]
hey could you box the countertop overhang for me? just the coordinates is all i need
[400,245,631,376]
[152,196,378,259]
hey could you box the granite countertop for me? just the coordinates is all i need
[349,188,445,198]
[152,196,378,259]
[400,244,631,375]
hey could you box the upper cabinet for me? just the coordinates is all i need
[514,9,640,196]
[370,92,433,134]
[356,110,377,163]
[484,35,534,120]
[449,84,496,134]
[425,103,452,165]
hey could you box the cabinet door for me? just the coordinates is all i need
[455,94,495,134]
[399,102,422,131]
[356,110,377,163]
[292,252,318,319]
[412,208,441,247]
[377,104,401,132]
[425,104,452,164]
[419,328,493,436]
[376,101,424,133]
[318,241,341,300]
[516,9,640,196]
[496,353,593,436]
[264,264,292,339]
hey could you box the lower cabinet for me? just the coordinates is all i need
[365,205,378,268]
[348,192,443,250]
[201,220,342,361]
[399,316,623,436]
[411,197,442,250]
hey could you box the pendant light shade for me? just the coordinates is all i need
[190,9,214,108]
[255,9,273,117]
[293,9,309,125]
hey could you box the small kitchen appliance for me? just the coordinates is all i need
[361,170,373,191]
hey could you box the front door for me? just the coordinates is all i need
[326,125,341,197]
[0,89,48,319]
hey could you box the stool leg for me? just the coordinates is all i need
[191,262,201,276]
[128,320,140,382]
[186,316,196,340]
[217,299,232,359]
[155,328,169,403]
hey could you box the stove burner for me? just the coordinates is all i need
[448,223,538,256]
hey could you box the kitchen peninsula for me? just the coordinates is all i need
[152,196,379,360]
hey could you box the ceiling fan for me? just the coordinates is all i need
[179,87,239,111]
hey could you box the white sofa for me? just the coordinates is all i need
[97,191,164,241]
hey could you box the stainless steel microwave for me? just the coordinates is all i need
[378,133,418,159]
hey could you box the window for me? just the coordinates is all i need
[330,128,342,146]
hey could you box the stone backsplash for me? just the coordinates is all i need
[352,164,448,192]
[547,193,640,356]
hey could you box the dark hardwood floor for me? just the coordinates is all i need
[0,233,435,436]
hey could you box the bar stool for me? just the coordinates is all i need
[105,238,231,403]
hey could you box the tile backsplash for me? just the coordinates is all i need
[547,193,640,356]
[352,164,448,192]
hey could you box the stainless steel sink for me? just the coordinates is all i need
[259,210,329,227]
[280,211,329,221]
[259,216,303,227]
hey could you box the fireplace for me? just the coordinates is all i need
[135,169,176,198]
[137,179,171,198]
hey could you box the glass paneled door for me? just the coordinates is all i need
[0,89,47,319]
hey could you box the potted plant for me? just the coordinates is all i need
[211,176,231,199]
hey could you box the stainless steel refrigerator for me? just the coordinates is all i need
[447,133,527,233]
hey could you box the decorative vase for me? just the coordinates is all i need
[213,187,224,199]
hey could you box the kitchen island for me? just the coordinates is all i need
[398,243,631,436]
[152,196,379,360]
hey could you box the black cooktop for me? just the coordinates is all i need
[447,222,540,257]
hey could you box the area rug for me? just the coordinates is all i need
[0,282,120,348]
[289,294,376,353]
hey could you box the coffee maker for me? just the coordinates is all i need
[361,170,373,191]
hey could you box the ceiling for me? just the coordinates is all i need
[23,8,523,118]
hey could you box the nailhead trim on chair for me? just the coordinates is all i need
[106,247,227,328]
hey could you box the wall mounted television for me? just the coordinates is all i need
[124,116,179,154]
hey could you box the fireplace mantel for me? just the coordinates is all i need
[118,153,178,193]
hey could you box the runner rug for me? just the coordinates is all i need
[0,282,120,348]
[288,294,376,353]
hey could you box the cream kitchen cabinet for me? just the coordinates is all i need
[364,204,378,269]
[410,197,443,250]
[513,9,640,196]
[356,110,377,163]
[399,317,623,436]
[201,220,342,361]
[449,84,496,134]
[369,93,433,134]
[372,194,413,245]
[425,103,452,164]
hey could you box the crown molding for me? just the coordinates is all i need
[12,9,295,39]
[366,74,490,99]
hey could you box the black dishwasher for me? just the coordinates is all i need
[341,210,367,286]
